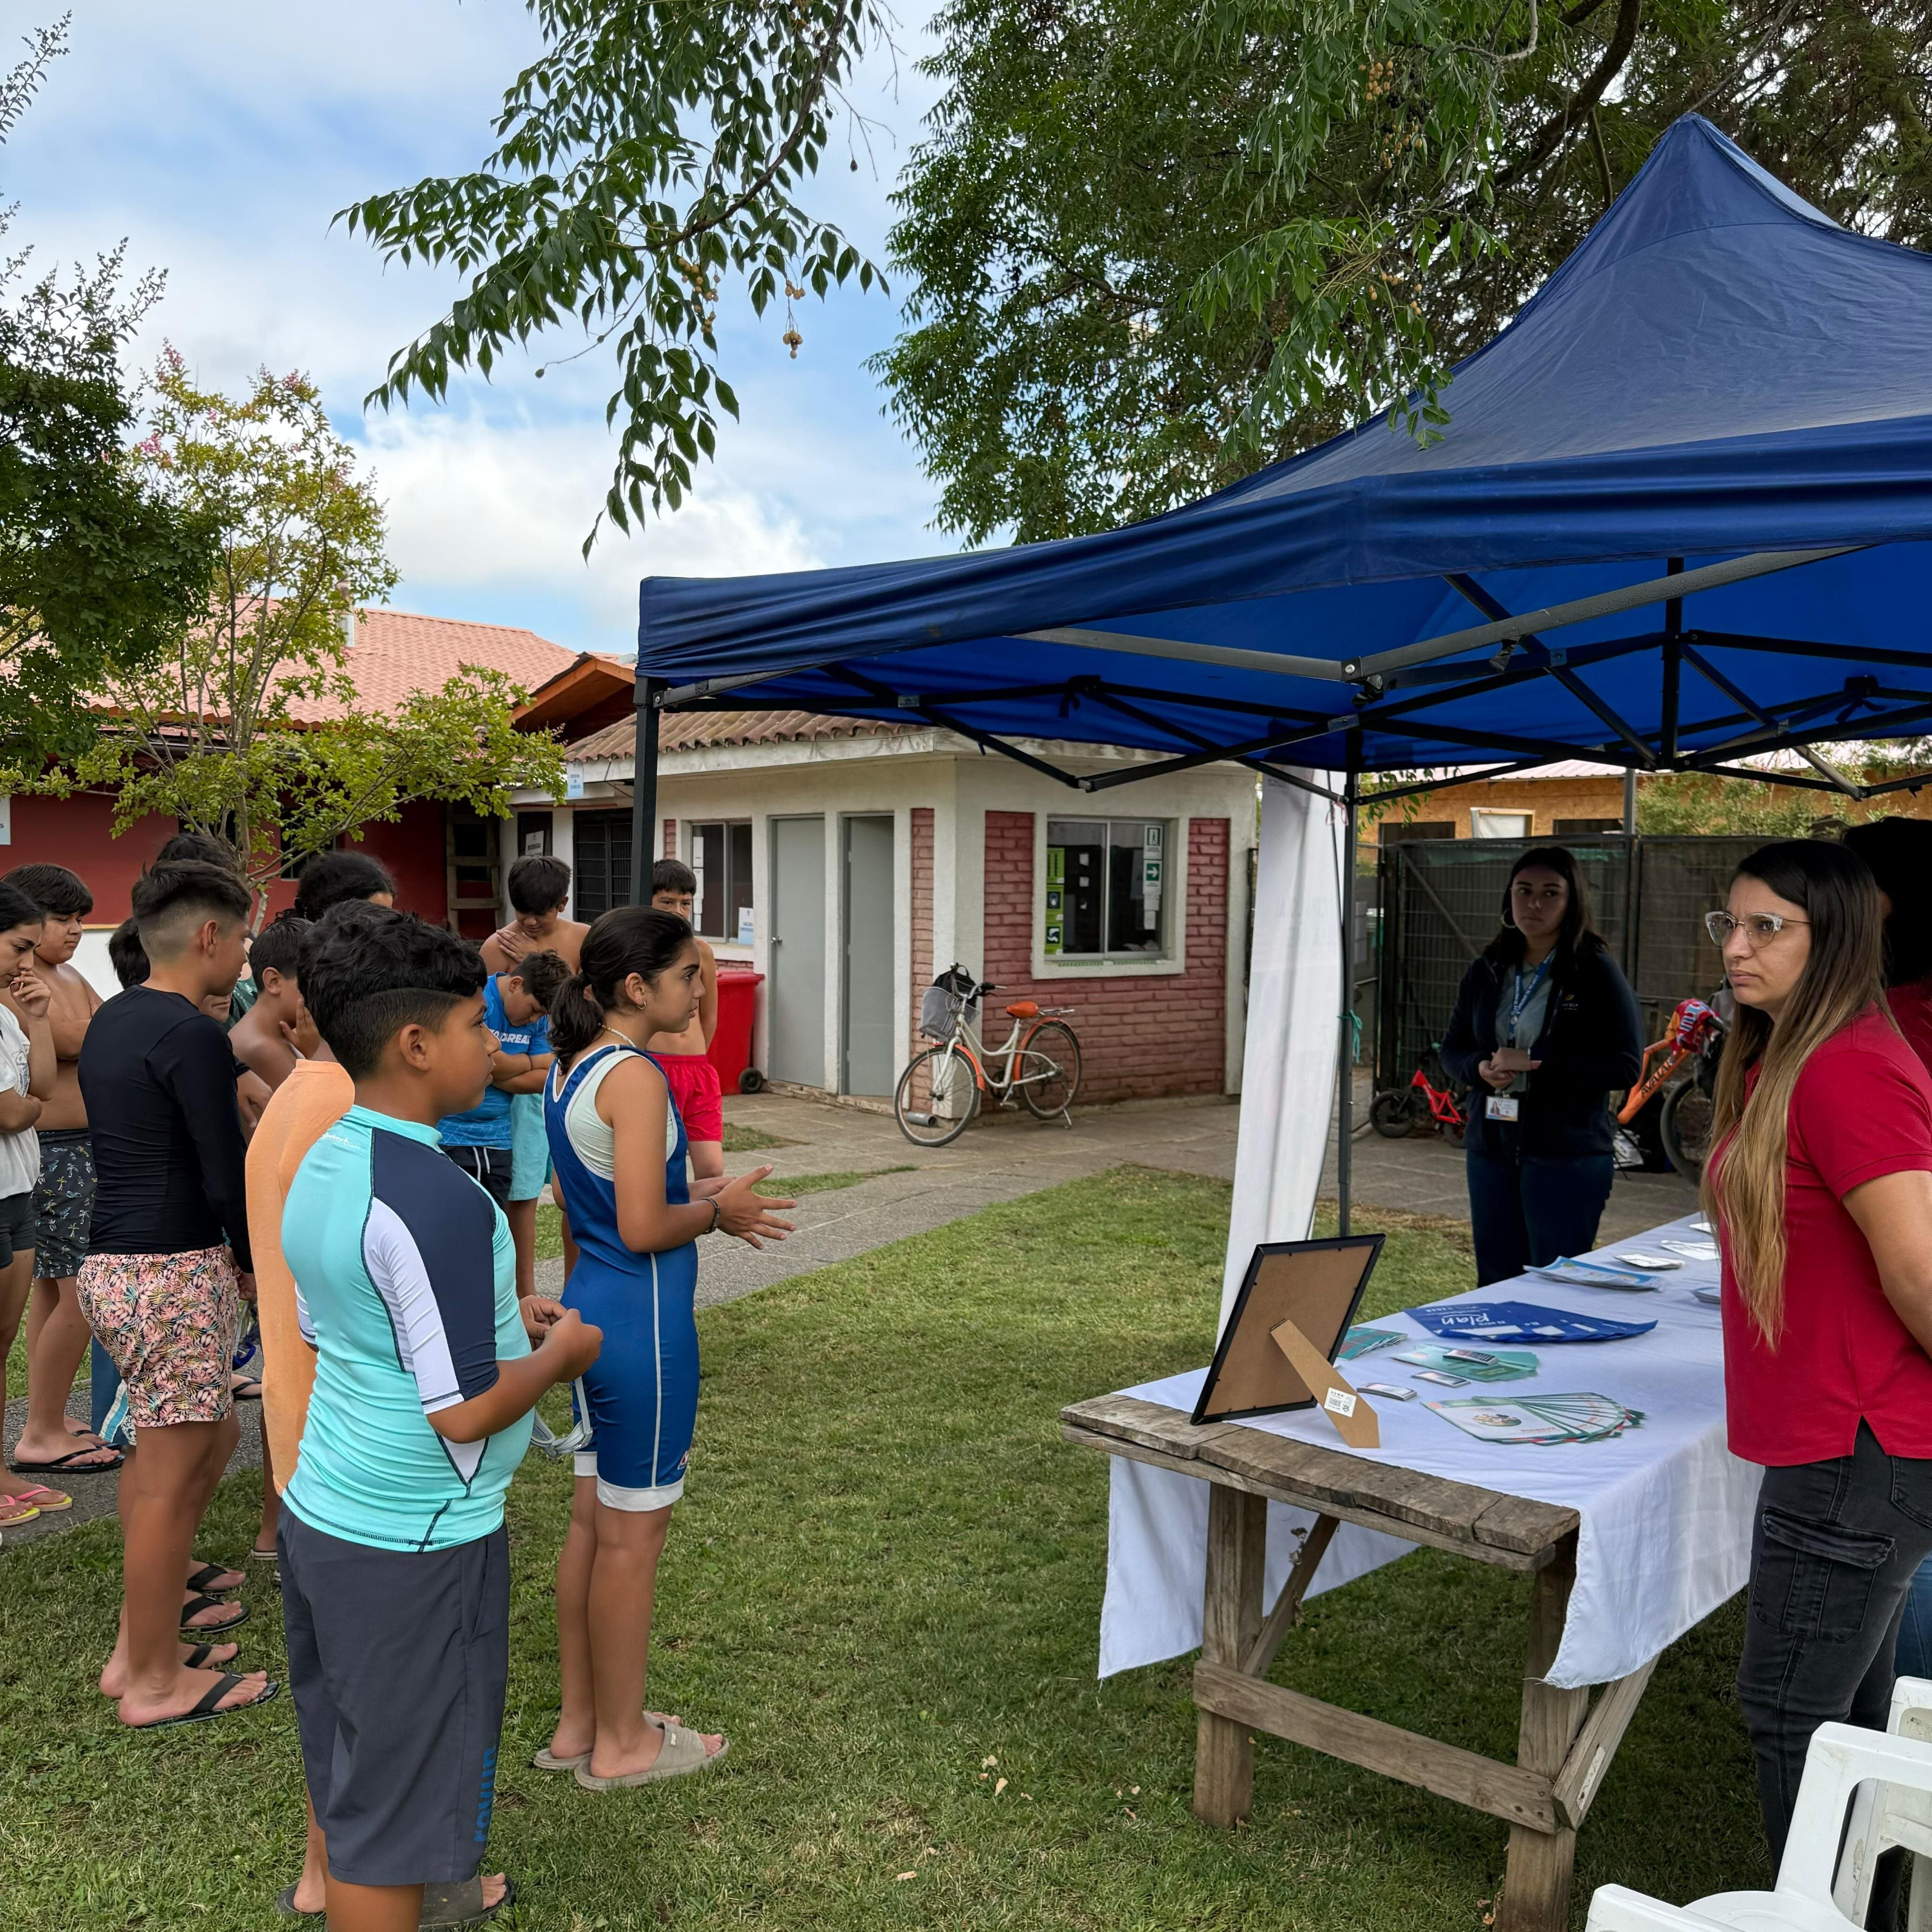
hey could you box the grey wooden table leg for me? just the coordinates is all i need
[1498,1535,1590,1932]
[1194,1484,1268,1827]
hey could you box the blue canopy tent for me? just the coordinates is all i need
[628,114,1932,1222]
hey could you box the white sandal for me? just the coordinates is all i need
[532,1710,682,1773]
[573,1723,729,1789]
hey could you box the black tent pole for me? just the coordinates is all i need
[1337,757,1360,1237]
[629,677,665,906]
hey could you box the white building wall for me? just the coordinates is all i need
[514,732,1257,1100]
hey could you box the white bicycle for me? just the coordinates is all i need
[895,975,1082,1148]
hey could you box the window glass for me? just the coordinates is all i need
[1045,818,1169,957]
[689,820,754,940]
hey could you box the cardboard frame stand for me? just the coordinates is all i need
[1190,1235,1387,1448]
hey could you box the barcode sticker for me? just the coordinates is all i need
[1324,1387,1358,1418]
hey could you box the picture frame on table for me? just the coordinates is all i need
[1191,1234,1386,1426]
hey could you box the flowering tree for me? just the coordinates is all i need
[58,355,562,905]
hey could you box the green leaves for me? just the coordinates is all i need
[879,0,1932,542]
[340,1,891,548]
[40,356,561,895]
[0,20,217,764]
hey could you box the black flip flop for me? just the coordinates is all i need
[183,1642,240,1670]
[129,1672,279,1731]
[274,1873,515,1925]
[185,1562,244,1596]
[180,1594,249,1637]
[8,1445,125,1474]
[231,1380,263,1403]
[421,1875,517,1927]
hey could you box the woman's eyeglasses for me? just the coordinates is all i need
[1704,911,1810,948]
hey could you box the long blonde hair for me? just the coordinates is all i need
[1703,839,1886,1343]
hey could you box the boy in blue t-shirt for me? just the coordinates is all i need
[436,952,568,1224]
[281,910,600,1930]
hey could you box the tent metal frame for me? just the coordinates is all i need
[629,542,1932,1227]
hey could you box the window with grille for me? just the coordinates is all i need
[572,809,633,920]
[1044,818,1170,958]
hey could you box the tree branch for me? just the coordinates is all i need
[1494,0,1643,192]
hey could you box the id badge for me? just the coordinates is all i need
[1486,1095,1521,1122]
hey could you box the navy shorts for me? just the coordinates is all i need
[278,1512,509,1887]
[442,1144,513,1210]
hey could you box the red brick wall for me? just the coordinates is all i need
[0,793,449,927]
[663,817,676,867]
[982,811,1228,1103]
[909,807,934,1061]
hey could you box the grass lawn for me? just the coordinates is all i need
[532,1168,915,1260]
[0,1169,1766,1929]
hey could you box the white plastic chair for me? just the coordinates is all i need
[1834,1677,1932,1930]
[1587,1720,1932,1932]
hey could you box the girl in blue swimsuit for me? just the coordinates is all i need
[540,907,793,1789]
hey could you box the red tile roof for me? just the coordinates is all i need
[569,711,917,760]
[283,608,579,722]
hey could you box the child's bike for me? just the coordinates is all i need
[1370,1055,1467,1144]
[896,971,1082,1147]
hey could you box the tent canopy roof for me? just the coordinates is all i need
[637,118,1932,789]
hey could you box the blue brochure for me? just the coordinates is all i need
[1407,1301,1657,1345]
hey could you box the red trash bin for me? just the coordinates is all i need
[708,967,765,1093]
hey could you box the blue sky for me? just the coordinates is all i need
[5,2,951,656]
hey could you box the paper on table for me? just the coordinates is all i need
[1096,1211,1754,1689]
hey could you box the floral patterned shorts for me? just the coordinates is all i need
[78,1246,241,1429]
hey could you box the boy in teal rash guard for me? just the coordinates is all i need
[280,909,601,1932]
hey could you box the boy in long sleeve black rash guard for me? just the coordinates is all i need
[81,986,253,1269]
[75,860,277,1733]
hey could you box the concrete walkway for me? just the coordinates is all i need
[3,1082,1698,1554]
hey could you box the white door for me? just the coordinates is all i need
[768,817,826,1087]
[842,816,895,1096]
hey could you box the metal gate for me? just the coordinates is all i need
[1374,835,1766,1086]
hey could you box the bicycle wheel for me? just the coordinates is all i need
[1660,1078,1715,1182]
[1370,1090,1415,1139]
[895,1044,981,1147]
[1018,1022,1082,1117]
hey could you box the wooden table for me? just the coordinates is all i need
[1064,1391,1664,1932]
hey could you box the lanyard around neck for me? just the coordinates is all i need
[1508,955,1553,1044]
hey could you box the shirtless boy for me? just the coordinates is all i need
[482,855,587,974]
[228,916,316,1093]
[647,859,724,1182]
[483,856,589,1277]
[1,864,118,1476]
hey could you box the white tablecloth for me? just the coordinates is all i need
[1098,1213,1760,1689]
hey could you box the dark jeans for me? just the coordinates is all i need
[1897,1556,1932,1683]
[1464,1143,1615,1286]
[1738,1424,1932,1922]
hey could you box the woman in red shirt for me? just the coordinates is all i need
[1843,816,1932,1691]
[1710,839,1932,1886]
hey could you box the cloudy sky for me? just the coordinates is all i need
[6,2,951,656]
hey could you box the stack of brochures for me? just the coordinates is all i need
[1527,1256,1662,1292]
[1427,1393,1645,1445]
[1660,1237,1721,1263]
[1337,1325,1404,1362]
[1388,1343,1538,1383]
[1409,1302,1658,1345]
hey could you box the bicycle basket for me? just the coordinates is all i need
[920,965,979,1041]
